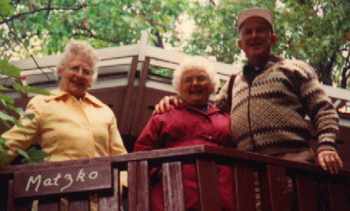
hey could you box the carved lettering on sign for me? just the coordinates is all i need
[14,163,112,199]
[24,168,99,193]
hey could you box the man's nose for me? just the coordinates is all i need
[251,30,257,38]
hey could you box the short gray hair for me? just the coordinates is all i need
[56,40,99,82]
[172,57,219,94]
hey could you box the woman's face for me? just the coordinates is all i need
[179,68,214,107]
[58,56,94,98]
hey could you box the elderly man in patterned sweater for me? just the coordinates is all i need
[155,8,343,174]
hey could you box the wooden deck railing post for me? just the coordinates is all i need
[264,165,289,211]
[294,173,319,211]
[7,180,32,211]
[128,160,150,211]
[6,180,15,211]
[98,168,121,211]
[68,194,90,211]
[1,146,350,211]
[37,198,60,211]
[0,180,8,211]
[327,178,350,211]
[162,162,185,211]
[196,159,221,211]
[234,163,256,211]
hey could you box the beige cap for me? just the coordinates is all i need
[237,8,273,31]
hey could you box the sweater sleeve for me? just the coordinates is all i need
[288,60,339,152]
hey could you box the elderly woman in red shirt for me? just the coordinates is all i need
[134,57,235,211]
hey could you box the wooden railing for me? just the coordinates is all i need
[0,145,349,211]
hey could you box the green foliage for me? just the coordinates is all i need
[150,66,173,78]
[0,0,350,88]
[0,0,13,17]
[185,0,350,87]
[0,0,189,56]
[17,147,46,164]
[0,59,20,77]
[12,83,51,96]
[184,0,241,63]
[0,136,11,166]
[0,53,47,164]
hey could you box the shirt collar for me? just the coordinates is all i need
[185,103,220,115]
[45,89,103,107]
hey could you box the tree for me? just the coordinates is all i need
[0,0,189,58]
[1,0,350,88]
[185,0,350,88]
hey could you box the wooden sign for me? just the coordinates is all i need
[13,163,112,199]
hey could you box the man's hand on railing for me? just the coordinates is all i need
[317,150,343,174]
[153,95,183,114]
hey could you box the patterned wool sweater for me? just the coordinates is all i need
[216,58,339,155]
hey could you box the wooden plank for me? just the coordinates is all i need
[38,198,59,211]
[0,180,8,211]
[128,161,150,211]
[68,195,90,211]
[196,159,220,211]
[128,161,137,211]
[258,170,271,211]
[264,165,289,211]
[7,179,31,211]
[162,162,185,211]
[137,161,150,211]
[328,179,350,211]
[295,174,318,211]
[14,162,112,198]
[234,163,256,211]
[6,180,15,211]
[131,57,151,136]
[120,55,139,134]
[98,169,121,211]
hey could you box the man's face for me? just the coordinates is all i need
[58,56,94,98]
[179,68,214,107]
[238,17,277,65]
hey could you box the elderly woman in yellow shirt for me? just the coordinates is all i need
[2,40,127,210]
[1,40,127,163]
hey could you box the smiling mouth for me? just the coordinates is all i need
[249,43,264,48]
[189,89,204,95]
[71,80,87,89]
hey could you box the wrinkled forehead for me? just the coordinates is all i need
[65,55,94,69]
[239,16,273,32]
[182,68,208,77]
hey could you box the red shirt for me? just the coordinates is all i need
[134,104,235,211]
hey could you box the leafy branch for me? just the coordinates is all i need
[0,3,86,25]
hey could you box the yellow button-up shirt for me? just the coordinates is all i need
[2,89,127,162]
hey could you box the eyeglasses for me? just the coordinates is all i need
[67,65,93,76]
[182,75,209,85]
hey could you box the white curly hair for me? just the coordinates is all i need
[172,57,219,94]
[56,40,99,82]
